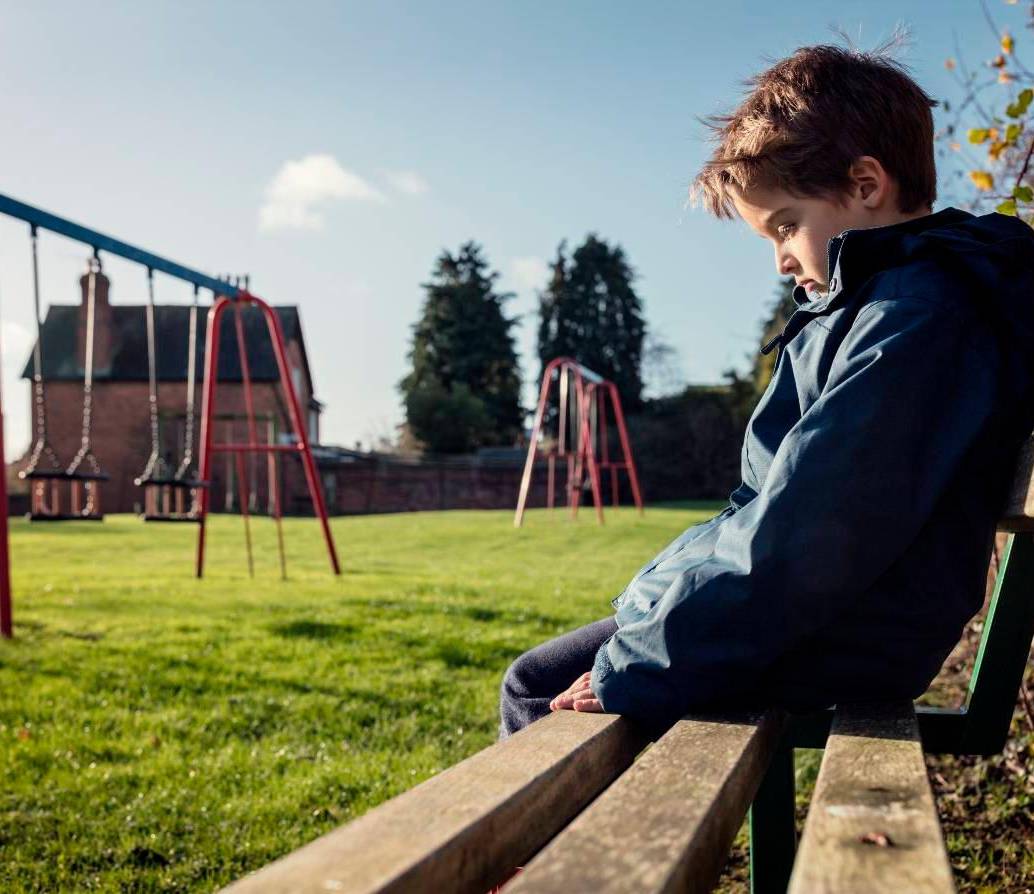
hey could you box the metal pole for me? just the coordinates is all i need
[514,357,563,527]
[232,303,259,574]
[749,741,797,894]
[0,192,238,297]
[269,418,287,581]
[607,382,644,514]
[195,297,228,578]
[235,446,255,578]
[572,371,605,524]
[252,293,340,574]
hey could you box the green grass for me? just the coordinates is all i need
[0,504,723,893]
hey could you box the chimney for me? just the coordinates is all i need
[77,258,114,375]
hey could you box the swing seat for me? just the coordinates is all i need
[22,468,108,522]
[26,512,104,522]
[134,475,209,488]
[138,477,209,523]
[20,469,109,481]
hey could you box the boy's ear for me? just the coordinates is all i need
[849,155,891,208]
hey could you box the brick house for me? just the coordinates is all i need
[17,264,323,514]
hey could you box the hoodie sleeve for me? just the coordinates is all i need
[591,295,1000,723]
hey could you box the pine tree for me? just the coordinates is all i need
[400,242,523,453]
[537,234,646,410]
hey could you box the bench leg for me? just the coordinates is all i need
[749,740,796,894]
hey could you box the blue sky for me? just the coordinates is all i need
[0,1,1018,455]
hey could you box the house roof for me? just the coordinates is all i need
[20,304,312,387]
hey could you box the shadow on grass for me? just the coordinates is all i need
[434,640,524,670]
[361,596,566,628]
[270,620,358,640]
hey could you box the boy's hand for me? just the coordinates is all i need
[549,671,603,713]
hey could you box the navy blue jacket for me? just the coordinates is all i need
[593,208,1034,724]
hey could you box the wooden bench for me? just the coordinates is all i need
[220,435,1034,894]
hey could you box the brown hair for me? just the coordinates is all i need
[692,44,938,218]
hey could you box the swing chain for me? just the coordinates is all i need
[136,266,168,484]
[66,253,103,479]
[21,225,62,476]
[176,283,200,481]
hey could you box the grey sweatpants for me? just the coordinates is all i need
[498,616,618,739]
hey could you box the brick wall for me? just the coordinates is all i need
[287,455,590,517]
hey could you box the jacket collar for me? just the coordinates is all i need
[791,207,975,310]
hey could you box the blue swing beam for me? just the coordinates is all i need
[0,192,242,296]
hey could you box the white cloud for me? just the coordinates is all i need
[383,170,429,196]
[508,256,549,293]
[259,154,386,232]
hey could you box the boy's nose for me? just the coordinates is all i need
[775,247,797,276]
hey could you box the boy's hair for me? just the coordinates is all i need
[692,44,938,218]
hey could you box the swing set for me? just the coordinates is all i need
[514,356,644,526]
[0,192,341,637]
[20,237,109,520]
[134,270,207,523]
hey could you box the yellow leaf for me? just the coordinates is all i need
[970,171,995,191]
[991,53,1007,68]
[1003,32,1015,54]
[989,140,1007,160]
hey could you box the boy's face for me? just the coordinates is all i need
[730,183,869,301]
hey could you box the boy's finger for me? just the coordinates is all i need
[573,698,603,712]
[552,689,590,710]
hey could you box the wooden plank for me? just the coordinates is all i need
[999,433,1034,532]
[219,711,647,894]
[788,701,956,894]
[506,710,786,894]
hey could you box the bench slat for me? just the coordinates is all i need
[788,701,955,894]
[999,433,1034,532]
[506,710,786,894]
[218,711,646,894]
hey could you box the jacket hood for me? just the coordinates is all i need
[813,209,1034,403]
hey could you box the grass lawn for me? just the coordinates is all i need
[2,506,1032,893]
[0,504,724,892]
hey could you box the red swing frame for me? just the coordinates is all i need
[194,291,340,578]
[514,356,644,527]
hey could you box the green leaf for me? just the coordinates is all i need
[968,128,991,144]
[1013,185,1034,203]
[1009,88,1034,118]
[1006,123,1023,143]
[996,199,1018,216]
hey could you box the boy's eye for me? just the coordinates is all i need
[777,223,796,239]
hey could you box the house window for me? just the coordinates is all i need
[309,408,319,444]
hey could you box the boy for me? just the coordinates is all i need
[500,44,1034,738]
